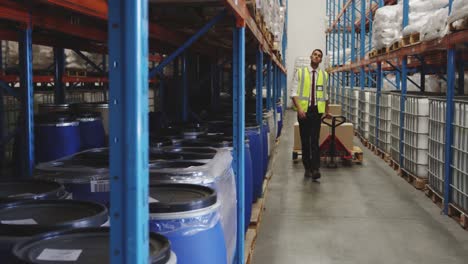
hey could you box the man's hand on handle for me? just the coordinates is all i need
[297,109,306,120]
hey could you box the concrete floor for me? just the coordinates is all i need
[252,110,468,264]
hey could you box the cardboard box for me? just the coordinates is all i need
[294,122,330,150]
[320,124,330,145]
[328,104,342,116]
[335,122,354,150]
[294,122,301,150]
[323,104,343,124]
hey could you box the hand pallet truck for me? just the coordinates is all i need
[292,115,363,166]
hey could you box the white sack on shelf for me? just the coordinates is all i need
[425,75,443,93]
[408,73,422,91]
[65,49,104,70]
[372,4,403,50]
[403,0,449,36]
[4,41,54,70]
[408,74,444,93]
[420,7,449,41]
[409,0,448,13]
[438,74,468,94]
[448,0,468,23]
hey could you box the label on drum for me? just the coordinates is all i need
[90,180,110,193]
[1,218,38,225]
[37,249,82,261]
[148,196,159,203]
[277,113,281,121]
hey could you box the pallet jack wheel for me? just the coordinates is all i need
[292,151,298,161]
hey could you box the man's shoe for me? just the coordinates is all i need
[304,170,312,178]
[311,169,321,180]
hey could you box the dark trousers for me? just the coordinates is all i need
[298,106,322,171]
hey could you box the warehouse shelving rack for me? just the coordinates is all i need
[0,0,288,263]
[326,0,467,216]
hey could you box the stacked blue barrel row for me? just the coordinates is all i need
[3,102,283,264]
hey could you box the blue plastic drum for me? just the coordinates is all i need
[76,112,106,150]
[0,180,68,202]
[277,102,283,138]
[35,114,81,163]
[149,184,227,264]
[243,142,253,230]
[261,119,269,177]
[177,136,253,231]
[34,171,110,205]
[0,200,108,263]
[11,228,176,264]
[245,125,263,201]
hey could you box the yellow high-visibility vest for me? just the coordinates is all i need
[293,67,328,113]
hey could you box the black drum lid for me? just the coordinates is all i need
[12,227,171,264]
[0,180,67,202]
[149,184,217,213]
[0,200,108,237]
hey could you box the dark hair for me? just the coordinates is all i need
[312,49,323,57]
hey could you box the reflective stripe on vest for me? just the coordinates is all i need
[293,67,328,113]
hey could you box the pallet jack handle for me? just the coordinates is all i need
[321,115,347,168]
[321,115,346,128]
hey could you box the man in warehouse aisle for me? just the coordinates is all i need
[291,49,330,181]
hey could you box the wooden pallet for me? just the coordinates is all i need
[369,50,378,58]
[449,17,468,31]
[244,228,257,264]
[401,32,421,47]
[448,203,468,229]
[389,158,400,171]
[424,184,444,209]
[367,142,377,152]
[250,197,265,227]
[376,47,390,56]
[359,135,369,148]
[246,0,256,17]
[255,12,262,24]
[398,168,427,190]
[424,186,468,230]
[293,147,363,164]
[390,40,401,52]
[66,69,87,77]
[375,148,390,163]
[245,147,276,263]
[352,146,364,164]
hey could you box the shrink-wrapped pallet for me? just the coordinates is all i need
[372,4,403,49]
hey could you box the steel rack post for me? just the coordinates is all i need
[443,48,456,215]
[54,48,65,104]
[376,62,382,146]
[399,0,409,168]
[18,19,34,178]
[108,0,149,263]
[232,20,246,264]
[359,0,366,90]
